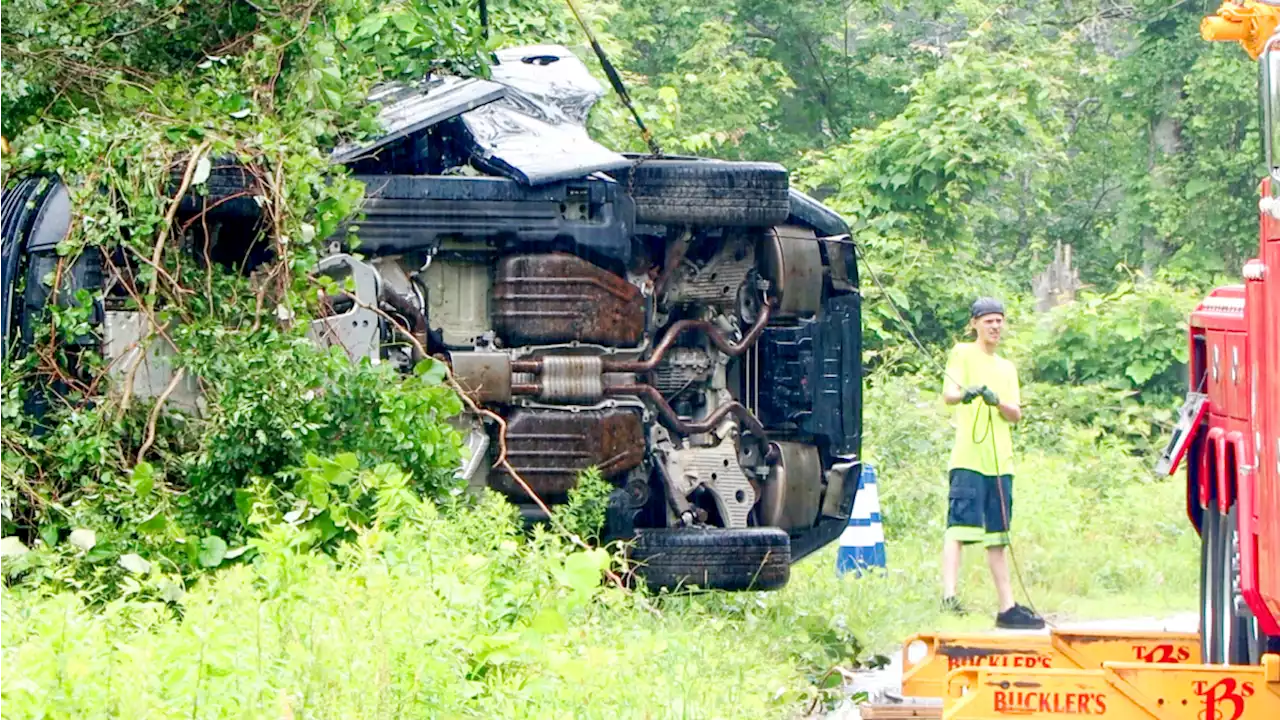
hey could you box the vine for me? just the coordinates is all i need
[0,0,524,595]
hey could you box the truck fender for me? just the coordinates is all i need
[1218,427,1239,512]
[1200,426,1226,510]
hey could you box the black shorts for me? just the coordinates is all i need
[945,468,1012,547]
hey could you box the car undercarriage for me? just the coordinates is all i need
[1,45,862,592]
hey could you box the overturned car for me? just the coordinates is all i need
[1,46,862,591]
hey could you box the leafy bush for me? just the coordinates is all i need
[2,334,465,594]
[0,0,501,594]
[555,466,614,544]
[1017,380,1178,460]
[1015,277,1199,397]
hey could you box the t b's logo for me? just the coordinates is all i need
[1194,678,1255,720]
[1132,644,1192,663]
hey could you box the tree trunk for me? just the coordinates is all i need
[1032,242,1082,312]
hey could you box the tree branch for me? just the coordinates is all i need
[136,368,187,464]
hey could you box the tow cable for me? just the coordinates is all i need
[561,0,663,156]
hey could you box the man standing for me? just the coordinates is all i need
[939,297,1045,629]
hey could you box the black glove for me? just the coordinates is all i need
[981,387,1000,407]
[962,386,982,404]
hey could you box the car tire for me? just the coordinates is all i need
[1219,505,1255,665]
[3,178,49,355]
[169,157,262,218]
[616,159,790,227]
[16,251,103,420]
[627,526,791,592]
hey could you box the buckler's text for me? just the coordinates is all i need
[947,652,1052,671]
[992,691,1108,715]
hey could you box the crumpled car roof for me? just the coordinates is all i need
[332,44,631,185]
[329,76,506,165]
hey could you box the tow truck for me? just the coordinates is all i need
[876,3,1280,718]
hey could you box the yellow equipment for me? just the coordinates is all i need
[901,630,1201,699]
[944,654,1280,719]
[879,628,1278,718]
[1201,0,1280,58]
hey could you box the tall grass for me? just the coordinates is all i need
[2,497,808,719]
[1,375,1198,718]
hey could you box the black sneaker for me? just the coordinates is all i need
[941,596,968,616]
[996,603,1045,629]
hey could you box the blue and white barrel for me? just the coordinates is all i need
[836,463,886,576]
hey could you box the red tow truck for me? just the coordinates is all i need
[889,5,1280,717]
[1174,0,1280,667]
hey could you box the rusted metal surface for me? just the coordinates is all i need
[758,441,822,531]
[488,408,645,503]
[653,227,692,300]
[858,704,941,719]
[604,383,767,437]
[609,301,773,373]
[378,284,428,360]
[491,253,644,347]
[450,352,512,403]
[511,300,774,376]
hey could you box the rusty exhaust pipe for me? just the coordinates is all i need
[510,299,774,376]
[512,381,766,436]
[604,383,767,437]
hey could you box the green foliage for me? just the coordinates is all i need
[795,21,1070,367]
[555,466,614,544]
[1,378,1200,718]
[583,1,1256,371]
[1,490,808,719]
[1017,381,1175,462]
[0,0,502,593]
[589,0,944,161]
[1015,277,1199,397]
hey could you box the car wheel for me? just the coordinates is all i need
[615,159,790,227]
[2,178,49,356]
[627,526,791,592]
